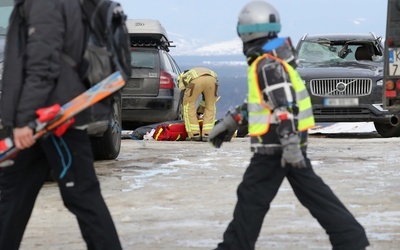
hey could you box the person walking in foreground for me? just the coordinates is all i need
[208,1,370,249]
[0,0,122,249]
[179,67,218,141]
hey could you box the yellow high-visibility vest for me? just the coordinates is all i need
[247,54,315,136]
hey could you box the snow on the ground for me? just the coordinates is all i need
[309,122,376,134]
[122,122,377,139]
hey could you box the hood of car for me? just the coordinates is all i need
[297,61,383,79]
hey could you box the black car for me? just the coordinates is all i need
[296,32,400,137]
[122,19,182,128]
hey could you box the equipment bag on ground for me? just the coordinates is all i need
[153,123,188,141]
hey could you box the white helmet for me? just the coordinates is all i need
[237,1,281,43]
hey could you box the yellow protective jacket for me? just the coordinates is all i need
[178,67,217,90]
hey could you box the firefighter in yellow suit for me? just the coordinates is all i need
[178,67,218,141]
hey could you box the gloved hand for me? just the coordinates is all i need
[280,133,307,168]
[208,113,238,148]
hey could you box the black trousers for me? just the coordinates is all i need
[216,153,369,250]
[0,129,122,250]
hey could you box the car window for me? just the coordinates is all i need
[161,51,174,72]
[0,0,13,35]
[297,41,383,64]
[163,52,181,74]
[130,50,156,69]
[168,54,182,74]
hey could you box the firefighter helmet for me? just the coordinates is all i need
[237,1,281,43]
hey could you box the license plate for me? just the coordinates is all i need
[324,98,359,106]
[389,48,400,76]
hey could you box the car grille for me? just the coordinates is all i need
[310,78,372,97]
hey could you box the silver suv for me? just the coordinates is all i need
[122,19,182,128]
[296,33,400,137]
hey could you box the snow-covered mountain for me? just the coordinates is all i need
[170,37,242,56]
[173,54,248,119]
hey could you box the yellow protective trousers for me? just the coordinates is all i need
[182,75,218,138]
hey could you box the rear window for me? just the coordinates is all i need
[130,50,157,69]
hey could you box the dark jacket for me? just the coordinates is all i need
[1,0,90,128]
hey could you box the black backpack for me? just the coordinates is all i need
[63,0,132,87]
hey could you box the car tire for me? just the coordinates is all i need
[176,103,183,121]
[176,90,184,121]
[91,95,122,160]
[374,122,400,138]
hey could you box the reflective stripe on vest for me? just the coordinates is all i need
[274,56,315,131]
[248,55,271,136]
[247,54,315,136]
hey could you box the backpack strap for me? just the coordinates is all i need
[62,0,107,75]
[18,4,25,18]
[61,53,79,69]
[80,0,109,44]
[106,2,121,64]
[105,1,130,80]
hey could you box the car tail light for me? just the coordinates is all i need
[386,90,397,98]
[386,80,395,90]
[160,70,174,89]
[385,80,398,98]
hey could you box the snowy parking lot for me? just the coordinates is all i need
[19,123,400,250]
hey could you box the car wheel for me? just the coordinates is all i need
[91,95,122,160]
[176,90,184,121]
[374,122,400,138]
[177,103,183,121]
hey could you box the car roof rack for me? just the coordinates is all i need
[126,19,175,52]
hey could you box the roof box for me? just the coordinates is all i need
[126,19,173,51]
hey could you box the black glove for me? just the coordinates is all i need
[280,133,307,168]
[208,113,238,148]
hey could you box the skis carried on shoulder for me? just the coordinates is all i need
[0,71,125,167]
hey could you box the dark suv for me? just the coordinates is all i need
[296,33,400,137]
[122,19,182,128]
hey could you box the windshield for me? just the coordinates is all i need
[0,0,13,36]
[297,41,383,64]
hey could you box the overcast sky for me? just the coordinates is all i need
[118,0,388,56]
